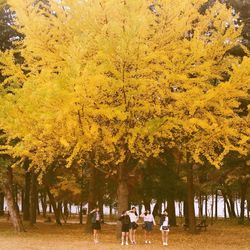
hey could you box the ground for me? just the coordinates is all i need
[0,217,250,250]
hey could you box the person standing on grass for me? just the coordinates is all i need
[160,209,170,246]
[128,207,139,244]
[90,207,103,244]
[119,211,131,246]
[140,209,156,244]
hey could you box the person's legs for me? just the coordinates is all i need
[129,228,133,243]
[93,229,97,243]
[133,229,136,243]
[161,230,165,245]
[125,232,129,245]
[165,231,169,245]
[121,232,125,245]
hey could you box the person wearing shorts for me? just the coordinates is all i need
[128,207,139,244]
[140,209,156,244]
[90,207,103,244]
[160,209,170,246]
[119,211,131,246]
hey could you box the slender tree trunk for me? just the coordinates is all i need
[198,194,203,218]
[63,201,68,223]
[215,190,218,220]
[0,192,4,216]
[211,192,214,224]
[187,162,196,233]
[116,164,129,239]
[79,202,83,224]
[167,197,176,226]
[205,195,208,218]
[40,192,47,218]
[47,189,61,225]
[23,171,31,221]
[29,171,37,225]
[224,197,227,219]
[239,181,248,224]
[4,167,25,232]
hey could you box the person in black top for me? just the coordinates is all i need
[119,211,131,246]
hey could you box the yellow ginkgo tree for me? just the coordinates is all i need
[0,0,249,233]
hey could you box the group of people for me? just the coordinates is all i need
[90,207,169,246]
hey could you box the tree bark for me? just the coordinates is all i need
[116,164,129,239]
[167,197,176,226]
[23,171,31,221]
[239,181,248,223]
[86,163,96,233]
[4,167,25,232]
[47,189,61,225]
[0,192,4,216]
[40,192,47,218]
[187,162,196,233]
[29,171,37,225]
[215,190,218,220]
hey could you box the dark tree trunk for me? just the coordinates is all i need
[40,192,47,218]
[239,181,248,223]
[116,164,129,239]
[215,190,218,220]
[143,200,151,212]
[47,189,61,225]
[187,162,196,233]
[79,202,83,224]
[0,192,4,216]
[211,192,214,224]
[86,163,96,233]
[205,195,208,218]
[21,190,24,213]
[167,197,176,226]
[184,200,189,225]
[29,171,37,225]
[198,194,203,218]
[4,167,25,232]
[109,203,113,218]
[23,171,31,221]
[63,201,69,223]
[228,195,237,218]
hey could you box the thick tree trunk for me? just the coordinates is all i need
[79,202,83,224]
[184,200,189,225]
[23,171,31,221]
[4,167,25,232]
[167,197,176,226]
[116,164,129,239]
[47,189,61,225]
[187,163,196,233]
[86,163,96,233]
[228,195,237,218]
[0,192,4,216]
[29,171,37,225]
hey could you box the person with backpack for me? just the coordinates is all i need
[90,207,103,244]
[119,211,131,246]
[128,207,139,244]
[160,209,170,246]
[140,209,156,244]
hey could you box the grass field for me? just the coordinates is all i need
[0,217,249,250]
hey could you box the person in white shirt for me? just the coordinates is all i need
[140,209,156,244]
[160,209,170,246]
[128,207,139,244]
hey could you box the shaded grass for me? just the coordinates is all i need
[0,218,249,250]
